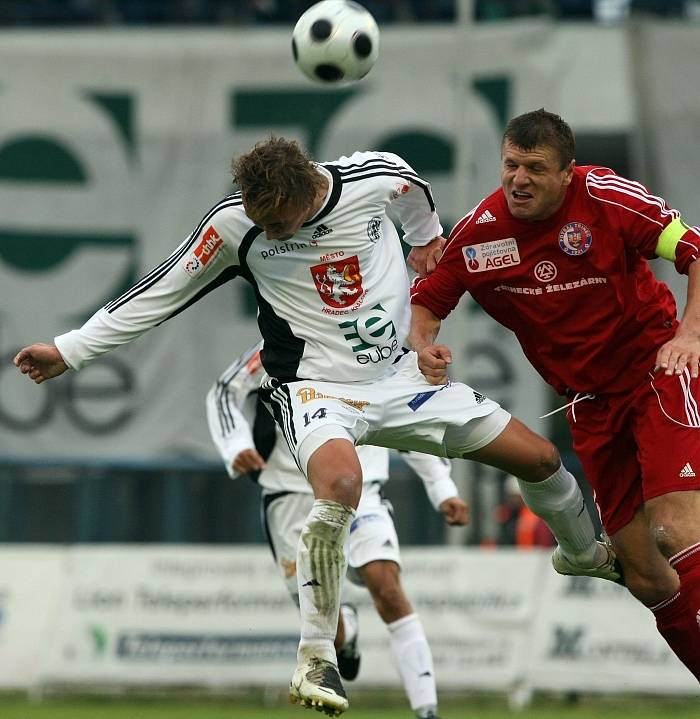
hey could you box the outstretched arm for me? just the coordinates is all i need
[656,260,700,377]
[13,343,69,384]
[408,303,452,385]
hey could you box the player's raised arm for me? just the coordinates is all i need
[13,343,68,384]
[408,302,451,386]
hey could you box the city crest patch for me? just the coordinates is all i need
[558,222,592,256]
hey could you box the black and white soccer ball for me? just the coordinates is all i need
[292,1,380,84]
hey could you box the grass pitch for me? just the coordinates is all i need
[1,692,699,719]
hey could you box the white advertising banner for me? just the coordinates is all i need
[0,547,66,687]
[0,545,696,694]
[37,546,545,690]
[528,570,698,694]
[0,24,638,460]
[342,548,547,690]
[38,545,300,686]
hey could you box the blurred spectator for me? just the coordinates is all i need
[495,475,556,548]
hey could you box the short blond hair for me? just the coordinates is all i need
[232,136,324,219]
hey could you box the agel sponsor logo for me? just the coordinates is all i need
[463,238,520,273]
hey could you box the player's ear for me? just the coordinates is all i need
[563,159,575,185]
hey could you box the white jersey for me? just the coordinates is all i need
[206,342,458,509]
[55,151,442,383]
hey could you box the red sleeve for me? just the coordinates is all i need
[410,229,469,319]
[674,226,700,275]
[585,167,700,274]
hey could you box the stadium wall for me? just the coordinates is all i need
[0,545,696,695]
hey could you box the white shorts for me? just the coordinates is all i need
[346,482,400,587]
[262,482,400,600]
[261,350,509,476]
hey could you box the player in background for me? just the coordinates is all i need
[411,108,700,681]
[207,342,467,719]
[14,137,620,716]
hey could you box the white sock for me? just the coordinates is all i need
[297,499,355,665]
[339,604,358,648]
[387,613,438,713]
[517,464,598,564]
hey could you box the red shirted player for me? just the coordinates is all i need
[411,109,700,682]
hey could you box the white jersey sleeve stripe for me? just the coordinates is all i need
[586,174,679,225]
[337,155,436,211]
[588,175,678,218]
[106,196,243,313]
[341,169,435,211]
[587,178,669,229]
[213,343,263,435]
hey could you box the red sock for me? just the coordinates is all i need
[653,542,700,682]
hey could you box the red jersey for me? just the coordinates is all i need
[412,166,700,396]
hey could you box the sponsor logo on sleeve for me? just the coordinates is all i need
[463,238,520,273]
[184,225,224,276]
[391,183,410,199]
[246,351,262,374]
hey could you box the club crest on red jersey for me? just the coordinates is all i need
[559,222,592,256]
[310,255,364,309]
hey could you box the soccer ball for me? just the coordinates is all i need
[292,1,380,84]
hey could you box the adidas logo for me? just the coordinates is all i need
[302,579,321,587]
[679,462,696,478]
[475,210,497,224]
[311,224,333,239]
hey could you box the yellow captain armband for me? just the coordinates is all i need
[655,217,690,261]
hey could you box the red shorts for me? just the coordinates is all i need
[568,369,700,536]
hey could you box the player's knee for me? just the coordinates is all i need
[521,440,561,482]
[646,492,700,557]
[317,471,362,508]
[538,442,562,478]
[650,519,687,559]
[316,471,362,508]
